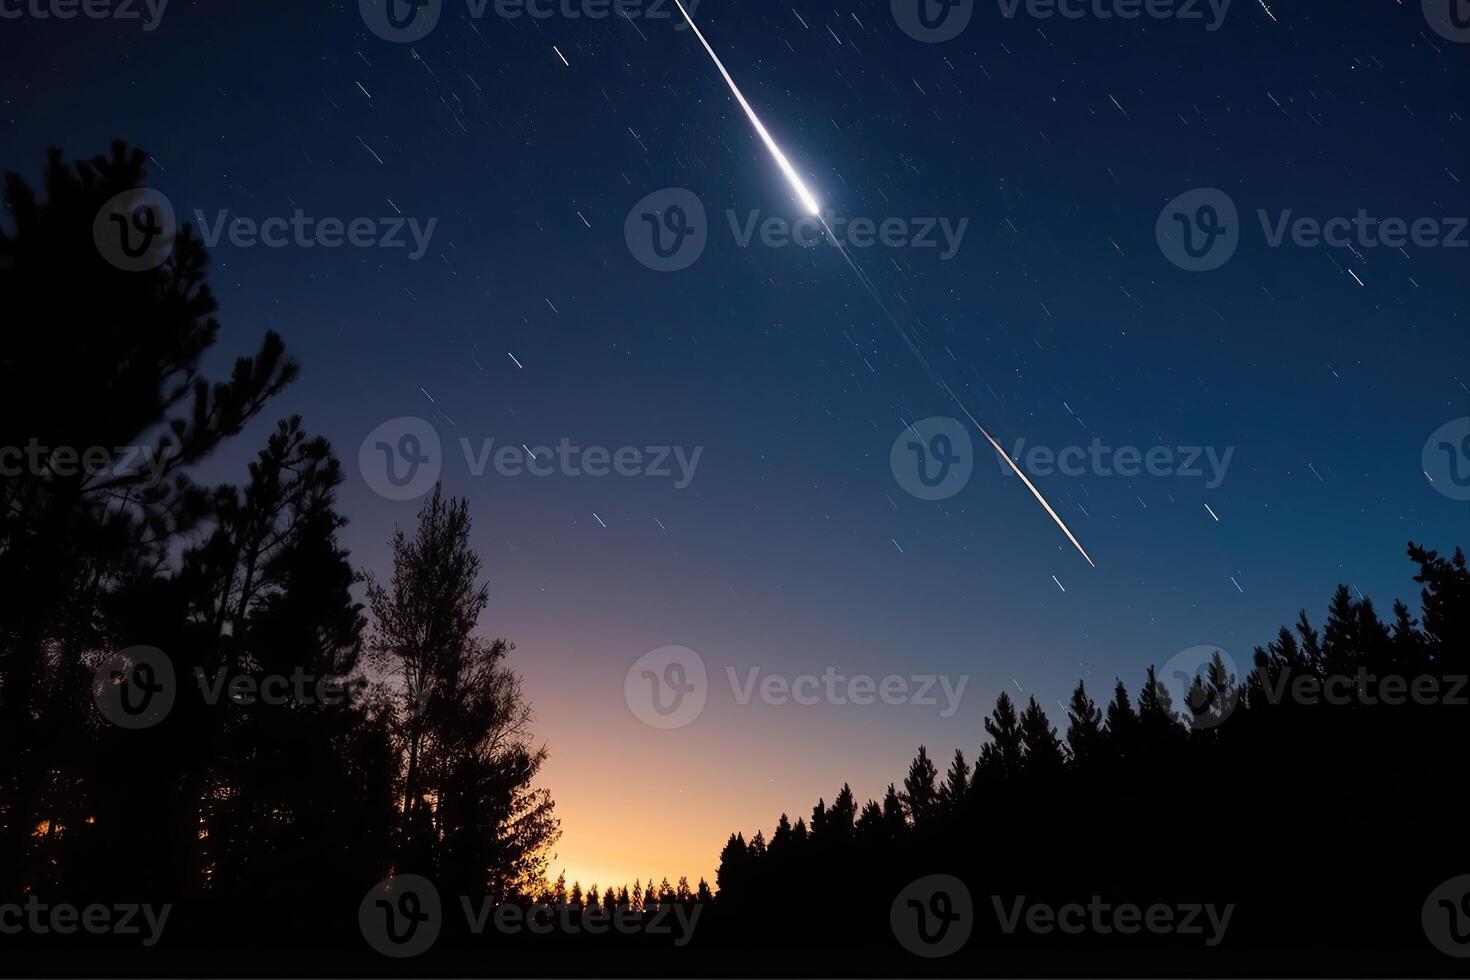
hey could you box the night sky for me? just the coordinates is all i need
[4,0,1467,888]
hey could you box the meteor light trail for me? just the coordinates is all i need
[669,2,1096,568]
[671,0,821,215]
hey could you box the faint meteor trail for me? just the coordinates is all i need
[669,1,1096,568]
[943,381,1097,567]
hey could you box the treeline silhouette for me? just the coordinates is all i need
[526,872,713,912]
[711,545,1470,970]
[0,144,558,914]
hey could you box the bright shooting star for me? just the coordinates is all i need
[669,1,1095,568]
[672,0,820,215]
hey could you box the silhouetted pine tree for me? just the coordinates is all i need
[715,834,748,899]
[1103,678,1137,765]
[976,691,1023,787]
[191,419,391,896]
[0,143,298,896]
[900,746,939,826]
[880,784,907,841]
[1064,680,1104,769]
[827,784,857,845]
[366,485,558,896]
[1018,696,1065,784]
[937,749,970,817]
[1137,665,1183,745]
[855,800,884,844]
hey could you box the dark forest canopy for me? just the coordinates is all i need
[0,144,559,902]
[710,542,1468,960]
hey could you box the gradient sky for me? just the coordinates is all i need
[4,0,1467,890]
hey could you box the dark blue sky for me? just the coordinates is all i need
[4,0,1466,884]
